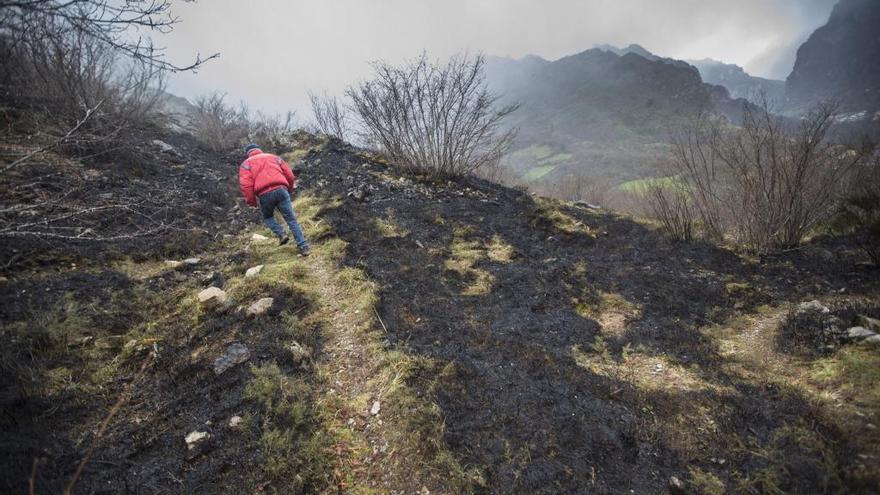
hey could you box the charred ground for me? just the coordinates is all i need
[1,135,879,494]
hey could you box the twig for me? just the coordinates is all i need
[3,100,104,172]
[28,457,39,495]
[64,351,155,495]
[373,307,388,333]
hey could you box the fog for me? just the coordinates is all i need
[160,0,836,117]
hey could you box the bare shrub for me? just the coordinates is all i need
[646,183,695,242]
[187,94,297,153]
[0,0,214,164]
[4,27,167,153]
[656,99,872,253]
[308,91,350,141]
[347,53,518,178]
[0,0,216,72]
[187,93,249,152]
[246,108,297,149]
[555,175,613,206]
[834,153,880,265]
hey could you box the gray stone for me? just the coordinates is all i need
[245,265,264,278]
[846,326,876,341]
[668,476,685,493]
[213,343,250,375]
[798,300,830,314]
[182,257,201,265]
[370,401,381,415]
[246,297,274,316]
[152,139,177,154]
[251,233,270,242]
[198,287,228,309]
[863,335,880,347]
[228,415,243,428]
[857,315,880,332]
[165,260,182,268]
[185,430,210,449]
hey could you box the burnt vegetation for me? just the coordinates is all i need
[1,4,879,494]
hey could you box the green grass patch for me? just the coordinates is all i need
[618,175,686,196]
[522,164,557,181]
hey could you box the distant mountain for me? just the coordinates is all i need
[594,43,693,70]
[485,48,748,185]
[593,43,657,60]
[593,45,786,106]
[688,59,785,105]
[786,0,880,114]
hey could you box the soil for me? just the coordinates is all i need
[301,141,880,493]
[2,135,879,494]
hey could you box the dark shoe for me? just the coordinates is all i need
[279,236,290,246]
[299,244,311,257]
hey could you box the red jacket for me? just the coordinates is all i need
[239,148,296,207]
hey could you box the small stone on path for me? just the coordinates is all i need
[370,401,381,415]
[847,326,876,340]
[251,233,269,242]
[246,297,274,316]
[798,300,830,314]
[245,265,264,278]
[213,343,251,375]
[229,415,243,428]
[198,287,228,309]
[185,430,210,449]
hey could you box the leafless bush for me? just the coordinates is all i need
[309,91,350,141]
[646,183,695,242]
[654,99,872,253]
[347,53,518,178]
[0,0,216,73]
[187,93,297,152]
[834,153,880,265]
[187,93,249,152]
[556,175,613,206]
[246,108,297,149]
[4,26,167,153]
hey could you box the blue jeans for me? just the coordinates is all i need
[258,188,308,248]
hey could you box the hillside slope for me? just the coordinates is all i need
[786,0,880,115]
[2,136,879,493]
[688,58,786,104]
[484,49,748,188]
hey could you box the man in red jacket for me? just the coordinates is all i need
[239,143,310,255]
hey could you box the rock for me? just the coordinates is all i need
[370,401,381,415]
[798,300,830,315]
[201,271,224,287]
[847,326,876,341]
[668,476,685,493]
[198,287,228,309]
[863,335,880,347]
[286,341,311,367]
[213,343,250,375]
[165,260,182,268]
[229,415,243,428]
[857,315,880,332]
[185,430,210,449]
[245,265,264,278]
[246,297,274,316]
[183,257,201,265]
[251,233,270,242]
[152,139,177,154]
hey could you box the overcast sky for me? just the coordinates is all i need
[160,0,836,118]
